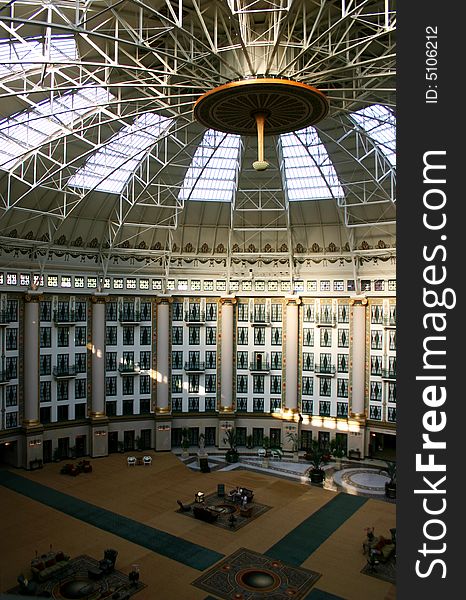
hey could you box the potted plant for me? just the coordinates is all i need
[117,441,125,453]
[305,440,328,484]
[223,428,239,463]
[181,427,190,457]
[286,431,300,462]
[135,436,143,452]
[53,447,62,462]
[382,460,396,499]
[260,436,271,467]
[246,434,253,449]
[69,445,76,459]
[330,437,346,469]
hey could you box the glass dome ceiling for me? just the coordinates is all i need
[0,0,396,275]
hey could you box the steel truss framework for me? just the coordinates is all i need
[0,0,396,284]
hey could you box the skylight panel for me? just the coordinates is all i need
[0,36,77,79]
[280,127,344,201]
[67,113,174,194]
[0,87,113,170]
[350,104,396,166]
[179,129,241,202]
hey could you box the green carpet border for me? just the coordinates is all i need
[265,493,368,565]
[0,469,223,571]
[304,588,346,599]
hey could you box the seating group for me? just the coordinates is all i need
[127,455,152,466]
[228,486,254,503]
[192,505,218,523]
[363,527,396,569]
[60,459,92,476]
[88,548,118,580]
[30,550,70,582]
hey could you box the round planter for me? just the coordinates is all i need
[225,450,239,463]
[385,482,396,499]
[310,469,325,484]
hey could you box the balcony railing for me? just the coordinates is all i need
[184,361,206,372]
[0,371,11,385]
[118,362,141,375]
[315,313,337,327]
[53,365,77,379]
[119,311,141,324]
[53,310,75,325]
[184,310,205,324]
[314,364,336,376]
[0,311,11,326]
[250,313,270,326]
[249,361,270,372]
[382,369,396,380]
[383,316,396,328]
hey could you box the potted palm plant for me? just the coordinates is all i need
[305,440,328,484]
[181,427,190,457]
[286,431,300,462]
[261,436,271,467]
[382,460,396,499]
[330,437,346,469]
[223,428,239,463]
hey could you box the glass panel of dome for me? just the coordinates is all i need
[179,129,241,202]
[0,35,77,79]
[68,112,173,193]
[350,104,396,167]
[0,87,112,169]
[279,127,344,201]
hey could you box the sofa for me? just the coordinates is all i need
[228,487,254,503]
[30,551,70,582]
[193,505,219,523]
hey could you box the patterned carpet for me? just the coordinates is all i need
[192,547,321,600]
[360,556,396,585]
[176,492,271,531]
[8,554,146,599]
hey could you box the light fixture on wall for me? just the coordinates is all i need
[95,430,107,437]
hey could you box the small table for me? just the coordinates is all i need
[88,567,104,580]
[207,505,226,514]
[136,457,144,466]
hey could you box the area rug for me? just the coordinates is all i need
[8,554,146,599]
[192,547,321,600]
[360,556,396,585]
[176,492,271,531]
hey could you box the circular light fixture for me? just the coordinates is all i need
[194,78,329,171]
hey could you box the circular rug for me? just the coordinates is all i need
[332,468,389,495]
[57,578,97,599]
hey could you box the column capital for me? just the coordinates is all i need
[21,419,42,430]
[91,293,109,304]
[156,295,173,305]
[24,291,42,303]
[220,296,237,305]
[89,411,109,421]
[285,295,301,306]
[349,296,368,306]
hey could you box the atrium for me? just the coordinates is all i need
[0,1,396,599]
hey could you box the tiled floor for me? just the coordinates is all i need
[0,452,396,600]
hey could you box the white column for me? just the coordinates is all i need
[23,294,40,426]
[220,297,235,412]
[90,297,106,418]
[285,298,299,412]
[156,298,170,414]
[350,299,367,416]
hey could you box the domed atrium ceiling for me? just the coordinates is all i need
[0,0,396,284]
